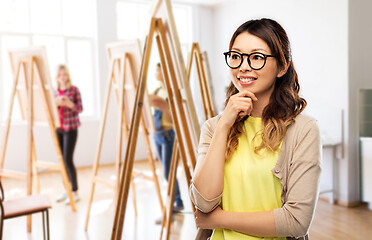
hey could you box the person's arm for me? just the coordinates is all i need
[195,119,322,238]
[72,87,83,113]
[62,96,74,109]
[272,119,322,237]
[189,118,223,213]
[149,94,172,122]
[192,90,257,200]
[195,207,277,237]
[63,87,83,112]
[192,120,228,200]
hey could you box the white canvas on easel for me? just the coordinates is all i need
[7,47,60,127]
[106,40,156,134]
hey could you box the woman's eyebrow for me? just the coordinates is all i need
[251,48,268,52]
[231,47,268,53]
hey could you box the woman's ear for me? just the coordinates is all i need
[277,62,290,78]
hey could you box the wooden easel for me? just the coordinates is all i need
[151,0,200,154]
[187,42,216,120]
[0,50,76,232]
[200,51,216,115]
[111,17,198,240]
[84,42,164,231]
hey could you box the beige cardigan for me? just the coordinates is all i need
[190,114,322,240]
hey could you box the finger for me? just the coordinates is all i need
[235,98,253,105]
[230,100,253,114]
[228,97,253,109]
[237,109,250,118]
[238,112,246,118]
[238,107,251,118]
[235,90,258,101]
[238,109,250,117]
[234,101,252,112]
[236,96,253,107]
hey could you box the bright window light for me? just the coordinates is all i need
[62,0,94,37]
[0,0,30,33]
[30,0,62,34]
[67,40,95,117]
[116,1,192,94]
[0,0,97,122]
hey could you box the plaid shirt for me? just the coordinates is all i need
[55,85,83,131]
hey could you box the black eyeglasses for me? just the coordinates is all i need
[223,51,275,70]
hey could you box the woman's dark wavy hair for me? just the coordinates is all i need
[225,18,307,159]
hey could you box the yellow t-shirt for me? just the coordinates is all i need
[211,116,285,240]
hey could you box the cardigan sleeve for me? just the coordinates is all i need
[189,181,222,213]
[273,119,322,238]
[189,116,222,213]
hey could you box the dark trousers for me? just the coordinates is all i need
[56,129,78,191]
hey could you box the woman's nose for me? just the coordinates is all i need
[240,57,252,72]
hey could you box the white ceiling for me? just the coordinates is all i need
[173,0,230,7]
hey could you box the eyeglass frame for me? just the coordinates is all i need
[223,50,276,70]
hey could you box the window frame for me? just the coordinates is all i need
[0,0,99,123]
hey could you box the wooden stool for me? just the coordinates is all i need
[0,182,51,240]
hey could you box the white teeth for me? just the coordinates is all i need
[238,77,256,82]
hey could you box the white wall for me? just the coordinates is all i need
[208,0,351,202]
[349,0,372,203]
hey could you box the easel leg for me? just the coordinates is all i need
[160,140,178,240]
[116,57,138,216]
[115,57,126,203]
[200,51,216,118]
[141,118,164,212]
[156,20,197,171]
[32,138,40,194]
[111,18,157,240]
[194,48,209,120]
[195,44,214,120]
[156,30,197,238]
[126,51,165,214]
[165,149,179,240]
[130,176,137,216]
[27,57,34,232]
[85,58,115,230]
[155,28,195,213]
[186,44,196,81]
[32,59,76,212]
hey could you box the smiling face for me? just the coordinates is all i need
[229,32,285,97]
[57,68,69,87]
